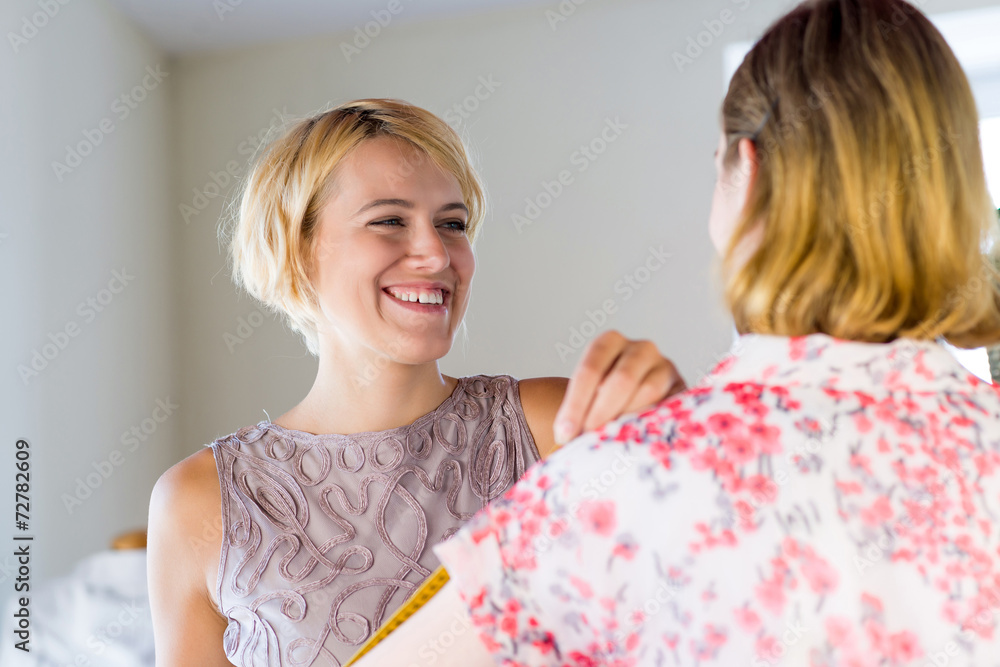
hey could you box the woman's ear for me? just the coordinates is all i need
[736,136,759,197]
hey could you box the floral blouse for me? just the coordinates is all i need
[433,334,1000,666]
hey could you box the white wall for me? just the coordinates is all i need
[0,0,175,593]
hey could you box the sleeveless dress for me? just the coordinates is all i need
[207,374,541,666]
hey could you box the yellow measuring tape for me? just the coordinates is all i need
[343,566,451,666]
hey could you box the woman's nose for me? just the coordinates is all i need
[405,221,449,273]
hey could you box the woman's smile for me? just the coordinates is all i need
[381,282,452,314]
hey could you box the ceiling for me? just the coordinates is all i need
[104,0,558,55]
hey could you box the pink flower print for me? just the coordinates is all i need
[612,539,639,561]
[801,551,840,595]
[567,651,598,666]
[860,592,884,613]
[708,413,742,436]
[710,356,737,376]
[782,536,800,558]
[499,614,517,637]
[835,479,864,495]
[864,618,889,653]
[796,417,823,437]
[570,574,594,599]
[860,497,894,526]
[748,422,781,454]
[532,633,556,655]
[854,413,874,434]
[733,606,762,633]
[723,435,756,465]
[691,446,719,472]
[825,616,854,647]
[576,500,617,537]
[755,635,781,661]
[789,337,808,360]
[733,499,757,528]
[680,421,706,438]
[704,625,726,649]
[887,630,922,662]
[754,574,787,615]
[745,474,779,504]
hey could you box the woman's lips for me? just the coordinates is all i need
[381,288,449,313]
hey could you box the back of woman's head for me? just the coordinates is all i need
[722,0,1000,347]
[227,99,485,355]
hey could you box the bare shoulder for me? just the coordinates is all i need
[150,447,221,526]
[516,377,569,458]
[147,446,232,665]
[148,447,224,609]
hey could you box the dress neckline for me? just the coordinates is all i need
[259,375,472,442]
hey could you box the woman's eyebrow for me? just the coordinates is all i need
[353,199,468,216]
[439,202,469,215]
[355,198,413,216]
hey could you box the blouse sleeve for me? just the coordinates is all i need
[432,430,652,665]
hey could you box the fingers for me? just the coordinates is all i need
[556,332,687,444]
[555,331,629,444]
[579,340,673,434]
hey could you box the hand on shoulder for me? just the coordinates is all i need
[521,331,686,456]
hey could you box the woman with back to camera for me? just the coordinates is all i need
[356,0,1000,664]
[146,99,687,665]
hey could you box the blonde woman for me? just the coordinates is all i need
[358,0,1000,664]
[146,100,686,665]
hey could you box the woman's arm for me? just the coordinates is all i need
[147,448,233,667]
[521,330,685,457]
[353,581,492,667]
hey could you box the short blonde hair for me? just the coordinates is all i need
[722,0,1000,347]
[226,99,486,355]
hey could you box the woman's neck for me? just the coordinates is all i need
[274,341,457,437]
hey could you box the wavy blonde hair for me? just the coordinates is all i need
[721,0,1000,347]
[226,99,486,355]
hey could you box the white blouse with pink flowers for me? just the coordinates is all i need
[433,334,1000,666]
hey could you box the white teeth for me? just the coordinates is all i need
[387,289,445,305]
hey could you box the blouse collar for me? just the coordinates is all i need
[701,333,988,393]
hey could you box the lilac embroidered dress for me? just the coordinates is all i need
[208,374,540,666]
[435,335,1000,666]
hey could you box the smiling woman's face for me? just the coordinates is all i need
[309,136,475,364]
